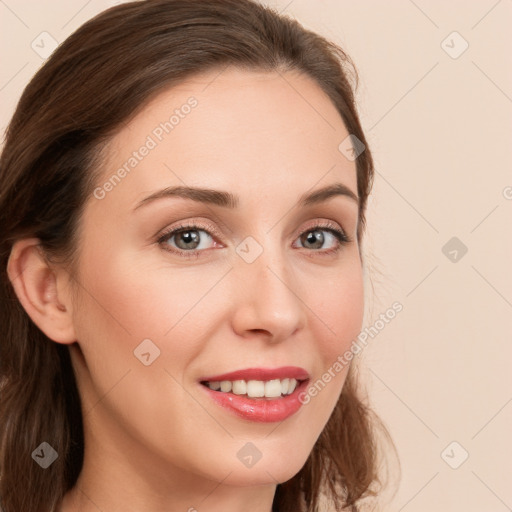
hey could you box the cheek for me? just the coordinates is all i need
[298,258,364,410]
[308,259,364,359]
[71,244,232,380]
[69,247,229,465]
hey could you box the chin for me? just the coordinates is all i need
[215,447,310,487]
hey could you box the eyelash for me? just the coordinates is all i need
[156,220,352,259]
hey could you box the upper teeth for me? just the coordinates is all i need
[206,378,298,398]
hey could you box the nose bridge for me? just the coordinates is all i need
[230,235,306,340]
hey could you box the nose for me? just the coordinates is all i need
[229,243,307,343]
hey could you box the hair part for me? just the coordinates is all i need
[0,1,395,510]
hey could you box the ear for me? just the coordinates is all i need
[7,238,76,344]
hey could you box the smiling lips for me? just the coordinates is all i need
[199,366,310,422]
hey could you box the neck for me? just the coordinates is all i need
[60,479,276,512]
[58,415,277,512]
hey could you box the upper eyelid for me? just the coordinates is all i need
[157,220,221,242]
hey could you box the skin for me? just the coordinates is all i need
[8,67,364,512]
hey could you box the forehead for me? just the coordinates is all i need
[93,67,357,211]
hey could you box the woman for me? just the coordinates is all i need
[0,1,396,510]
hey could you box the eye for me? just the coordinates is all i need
[157,220,352,259]
[294,221,351,255]
[157,222,219,258]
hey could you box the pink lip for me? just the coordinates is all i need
[199,366,310,423]
[199,366,310,382]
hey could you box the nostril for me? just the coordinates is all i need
[250,329,270,335]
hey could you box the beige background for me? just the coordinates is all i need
[1,1,511,511]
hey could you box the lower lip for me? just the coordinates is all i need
[201,380,309,423]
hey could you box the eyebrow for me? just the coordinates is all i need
[133,182,359,211]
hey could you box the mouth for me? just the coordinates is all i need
[198,367,310,422]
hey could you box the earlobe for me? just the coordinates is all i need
[7,238,76,344]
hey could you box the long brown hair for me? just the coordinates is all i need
[0,1,397,510]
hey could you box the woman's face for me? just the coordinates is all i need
[68,67,364,488]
